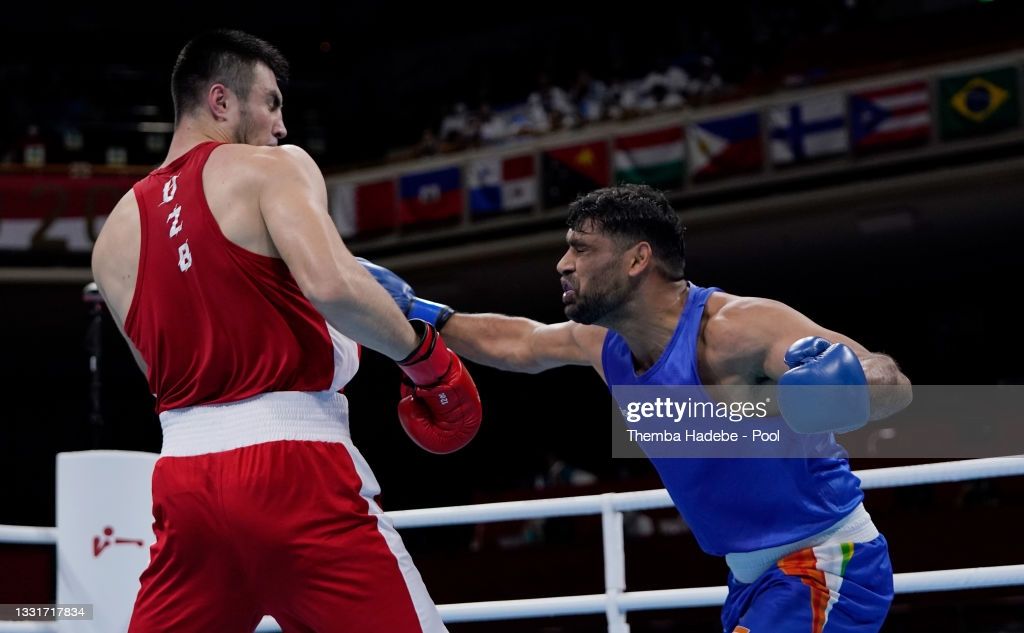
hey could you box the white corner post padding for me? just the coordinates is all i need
[56,451,158,633]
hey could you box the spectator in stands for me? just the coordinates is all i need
[604,68,641,121]
[414,128,441,157]
[685,56,725,104]
[569,69,608,123]
[19,124,47,167]
[475,103,514,146]
[439,102,471,149]
[528,72,577,130]
[637,57,687,113]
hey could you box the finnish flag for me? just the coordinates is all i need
[770,94,848,165]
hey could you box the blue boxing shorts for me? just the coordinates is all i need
[721,535,894,633]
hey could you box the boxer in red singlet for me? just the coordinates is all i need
[91,30,480,633]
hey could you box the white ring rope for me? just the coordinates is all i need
[2,457,1021,540]
[0,457,1021,633]
[0,525,56,545]
[388,456,1024,528]
[429,564,1024,623]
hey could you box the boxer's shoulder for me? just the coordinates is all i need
[699,294,783,382]
[206,144,319,188]
[92,189,141,323]
[93,189,140,267]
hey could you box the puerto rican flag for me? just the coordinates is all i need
[849,81,931,152]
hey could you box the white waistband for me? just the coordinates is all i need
[725,503,879,583]
[159,391,351,457]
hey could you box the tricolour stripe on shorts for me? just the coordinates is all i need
[777,542,854,633]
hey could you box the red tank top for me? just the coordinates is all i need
[124,142,358,414]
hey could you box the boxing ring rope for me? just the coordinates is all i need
[1,457,1022,633]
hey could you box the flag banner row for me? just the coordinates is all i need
[1,65,1021,250]
[329,65,1020,237]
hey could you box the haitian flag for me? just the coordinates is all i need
[939,67,1020,140]
[329,179,398,237]
[467,155,537,215]
[849,81,931,153]
[398,166,462,225]
[542,140,610,209]
[687,112,762,182]
[770,94,848,165]
[613,126,685,189]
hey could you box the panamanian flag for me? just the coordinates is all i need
[467,155,536,215]
[850,81,931,153]
[770,94,848,165]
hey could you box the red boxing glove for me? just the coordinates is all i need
[397,320,482,454]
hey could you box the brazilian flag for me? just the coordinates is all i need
[939,67,1020,140]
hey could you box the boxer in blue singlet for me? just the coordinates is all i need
[364,184,913,632]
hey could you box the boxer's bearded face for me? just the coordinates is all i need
[558,224,633,326]
[232,62,287,146]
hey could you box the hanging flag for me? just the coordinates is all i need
[687,112,763,182]
[329,179,398,237]
[770,94,848,165]
[613,126,685,189]
[468,155,536,215]
[0,171,136,252]
[939,67,1020,140]
[398,166,462,225]
[850,81,931,153]
[329,182,357,237]
[541,140,610,209]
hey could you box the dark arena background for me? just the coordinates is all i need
[2,2,1023,631]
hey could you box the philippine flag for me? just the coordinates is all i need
[687,112,763,182]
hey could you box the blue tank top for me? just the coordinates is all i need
[601,283,864,556]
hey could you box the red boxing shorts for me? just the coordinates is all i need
[128,391,447,633]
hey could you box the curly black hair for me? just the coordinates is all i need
[567,184,686,280]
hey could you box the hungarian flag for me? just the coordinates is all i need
[542,140,610,209]
[398,166,463,225]
[329,179,398,237]
[939,67,1020,140]
[467,155,537,215]
[687,112,762,182]
[770,94,848,165]
[850,81,931,153]
[613,126,685,189]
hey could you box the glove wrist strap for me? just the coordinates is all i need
[398,320,452,386]
[409,298,455,330]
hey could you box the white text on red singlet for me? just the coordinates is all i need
[159,174,192,272]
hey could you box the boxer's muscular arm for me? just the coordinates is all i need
[442,313,608,381]
[91,190,148,375]
[257,146,418,360]
[706,297,912,420]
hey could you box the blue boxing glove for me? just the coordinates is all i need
[777,336,870,434]
[357,257,455,329]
